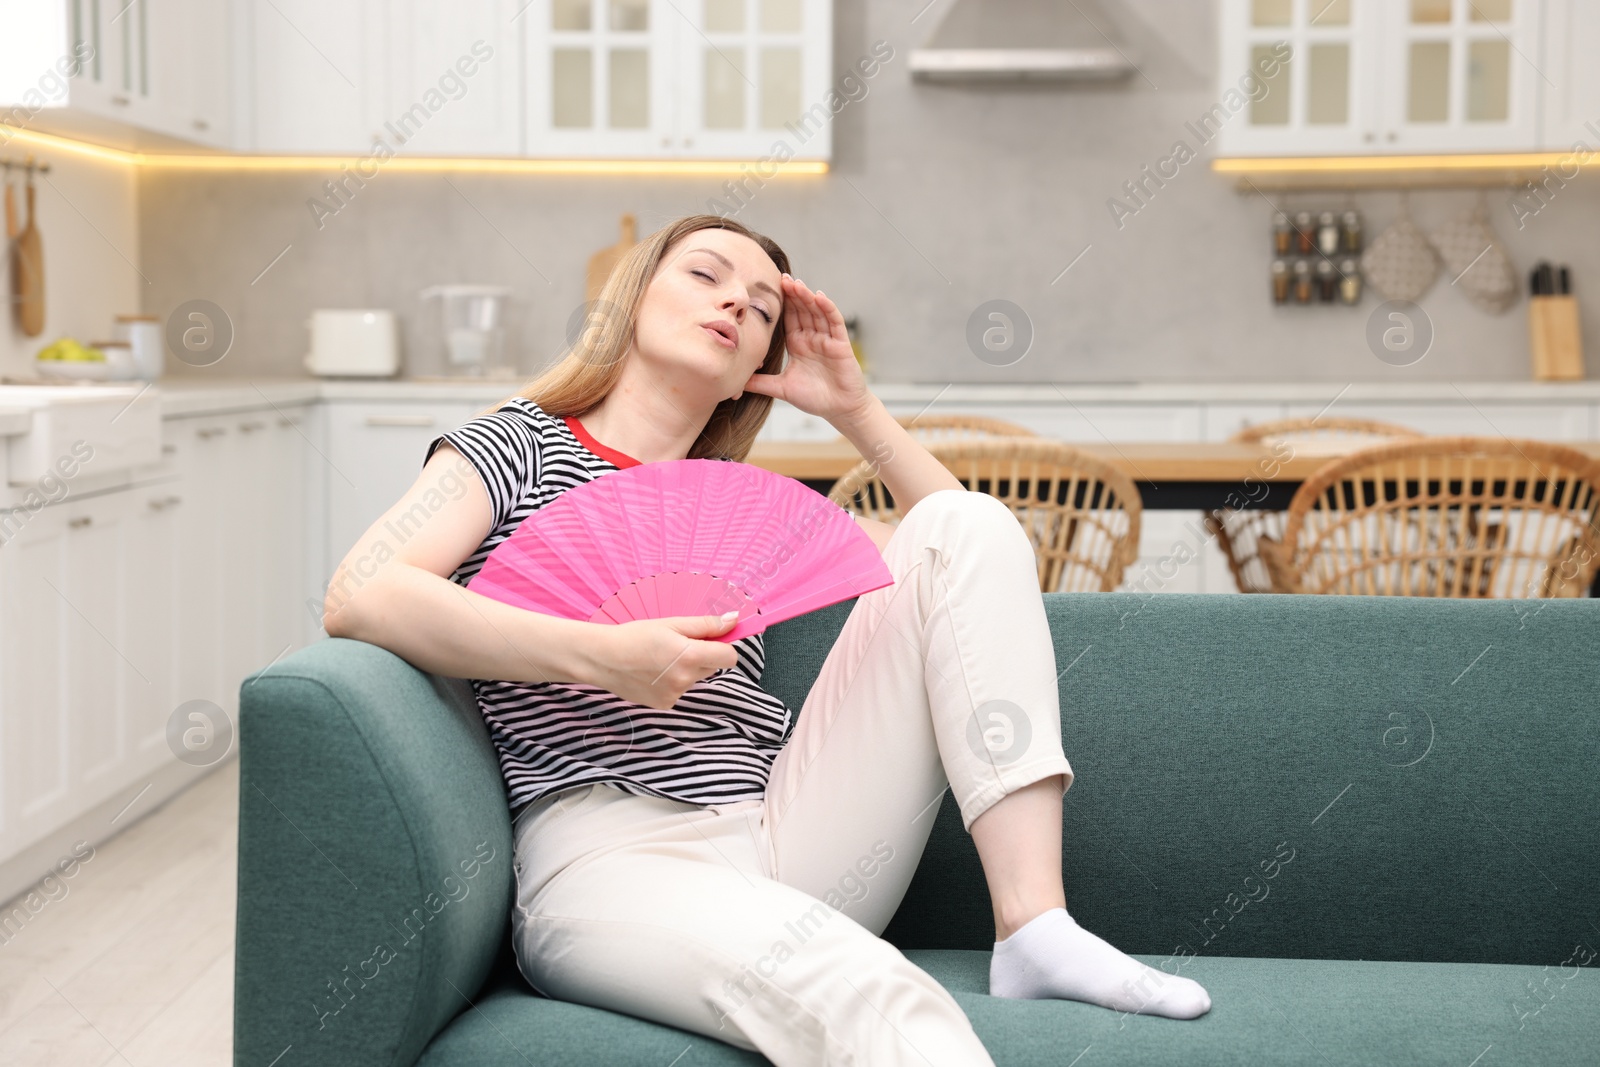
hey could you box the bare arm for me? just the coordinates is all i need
[322,443,740,709]
[321,443,594,686]
[833,393,964,517]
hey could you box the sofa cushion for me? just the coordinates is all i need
[762,594,1600,967]
[417,949,1600,1065]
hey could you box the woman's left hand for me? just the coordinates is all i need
[740,274,873,425]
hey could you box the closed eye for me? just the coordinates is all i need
[692,268,774,325]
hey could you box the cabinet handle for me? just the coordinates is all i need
[162,443,177,453]
[239,420,267,433]
[149,495,182,510]
[1386,131,1398,142]
[111,94,130,106]
[193,118,209,131]
[365,414,436,427]
[278,416,299,427]
[197,426,228,439]
[68,516,92,528]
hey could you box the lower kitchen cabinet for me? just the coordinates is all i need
[322,400,482,590]
[0,484,180,875]
[0,403,316,894]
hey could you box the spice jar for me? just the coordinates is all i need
[1294,211,1315,254]
[1271,259,1290,304]
[1293,259,1313,303]
[1341,210,1363,254]
[1339,258,1363,304]
[1317,211,1340,257]
[1316,259,1338,302]
[1273,212,1293,255]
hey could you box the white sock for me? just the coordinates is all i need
[990,907,1211,1019]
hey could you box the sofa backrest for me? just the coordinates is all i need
[763,593,1600,969]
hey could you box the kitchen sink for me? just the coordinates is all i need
[0,383,162,488]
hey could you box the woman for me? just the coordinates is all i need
[324,214,1210,1066]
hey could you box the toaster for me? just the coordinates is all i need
[304,309,399,377]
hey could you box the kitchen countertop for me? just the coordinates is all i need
[144,376,1600,417]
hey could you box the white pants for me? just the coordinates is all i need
[510,489,1076,1067]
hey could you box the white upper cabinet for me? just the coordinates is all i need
[1217,0,1548,155]
[1539,0,1600,148]
[384,0,522,154]
[67,0,160,124]
[526,0,678,157]
[247,0,386,152]
[1376,0,1537,152]
[525,0,832,159]
[0,0,231,148]
[672,0,831,160]
[17,0,834,158]
[1215,0,1375,155]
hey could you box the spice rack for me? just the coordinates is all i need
[1270,208,1364,307]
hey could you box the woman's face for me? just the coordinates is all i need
[632,228,783,403]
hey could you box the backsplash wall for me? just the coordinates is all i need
[136,0,1600,385]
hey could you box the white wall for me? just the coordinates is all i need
[0,145,140,376]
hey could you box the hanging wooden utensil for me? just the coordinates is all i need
[4,173,17,241]
[585,213,637,304]
[13,168,45,337]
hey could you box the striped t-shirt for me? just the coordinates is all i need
[423,396,796,815]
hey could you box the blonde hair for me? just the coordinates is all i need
[477,214,791,462]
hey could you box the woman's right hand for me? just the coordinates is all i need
[579,612,742,710]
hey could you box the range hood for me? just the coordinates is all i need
[909,0,1138,83]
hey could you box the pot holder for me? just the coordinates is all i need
[1431,197,1519,314]
[1361,196,1440,303]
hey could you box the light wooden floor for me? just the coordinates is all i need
[0,759,238,1066]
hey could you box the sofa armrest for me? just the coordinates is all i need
[234,638,514,1067]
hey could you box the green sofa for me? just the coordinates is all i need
[235,593,1599,1066]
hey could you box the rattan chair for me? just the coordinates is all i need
[1257,437,1600,598]
[1229,416,1420,444]
[828,438,1142,592]
[1205,417,1421,593]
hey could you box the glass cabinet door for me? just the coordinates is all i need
[525,0,677,157]
[1377,0,1537,150]
[673,0,831,160]
[1215,0,1376,156]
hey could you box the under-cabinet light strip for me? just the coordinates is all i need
[0,125,829,176]
[1212,153,1595,175]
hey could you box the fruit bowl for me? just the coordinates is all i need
[36,357,114,381]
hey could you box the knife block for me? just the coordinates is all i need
[1528,295,1585,381]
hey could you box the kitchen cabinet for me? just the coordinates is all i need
[0,502,74,854]
[524,0,832,159]
[64,0,160,128]
[1,0,234,148]
[384,0,522,155]
[167,404,317,717]
[1538,0,1600,149]
[0,402,318,895]
[1216,0,1546,156]
[1279,401,1594,438]
[0,482,183,873]
[244,0,387,153]
[167,0,236,147]
[323,400,481,599]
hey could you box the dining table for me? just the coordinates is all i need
[747,437,1600,510]
[749,436,1600,595]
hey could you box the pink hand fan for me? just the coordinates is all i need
[465,458,894,643]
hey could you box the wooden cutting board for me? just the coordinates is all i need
[585,213,637,304]
[13,178,45,337]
